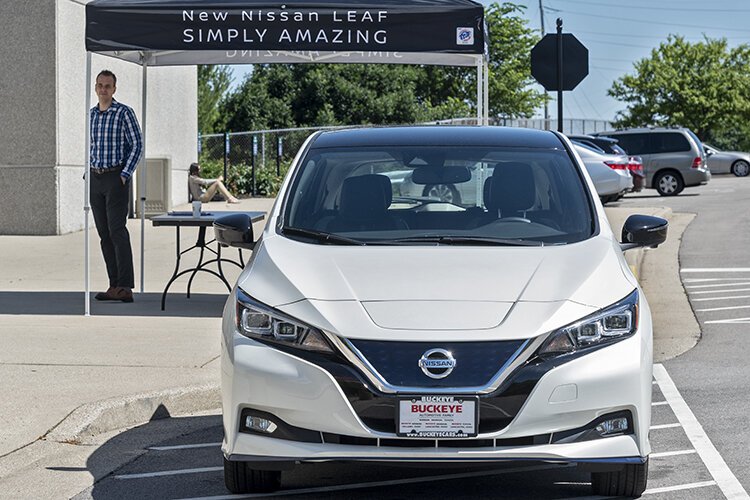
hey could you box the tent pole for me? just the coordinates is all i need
[476,59,483,125]
[84,52,92,317]
[483,59,489,126]
[139,55,148,295]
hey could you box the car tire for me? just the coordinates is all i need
[731,160,750,177]
[422,184,461,204]
[654,171,684,196]
[224,457,282,493]
[591,459,648,498]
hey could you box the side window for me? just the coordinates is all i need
[654,133,690,153]
[613,133,652,155]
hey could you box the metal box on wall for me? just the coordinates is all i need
[136,157,171,216]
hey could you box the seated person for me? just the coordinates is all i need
[188,162,240,203]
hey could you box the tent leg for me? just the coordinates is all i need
[483,60,489,126]
[139,57,148,295]
[84,52,92,317]
[476,60,483,125]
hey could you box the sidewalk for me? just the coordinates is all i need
[0,196,275,460]
[0,199,697,495]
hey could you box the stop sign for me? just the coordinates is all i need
[531,33,589,91]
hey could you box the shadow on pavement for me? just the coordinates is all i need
[0,291,228,317]
[73,408,592,499]
[64,409,223,499]
[625,193,700,199]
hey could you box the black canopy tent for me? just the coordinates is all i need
[84,0,489,315]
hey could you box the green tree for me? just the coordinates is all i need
[197,65,233,133]
[218,2,545,131]
[609,35,750,143]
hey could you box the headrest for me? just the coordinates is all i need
[339,174,393,218]
[486,162,536,213]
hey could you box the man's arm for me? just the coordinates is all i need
[120,107,144,184]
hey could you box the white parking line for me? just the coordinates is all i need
[643,480,717,495]
[650,423,681,430]
[681,268,750,273]
[176,464,572,499]
[692,288,750,295]
[706,317,750,325]
[651,449,697,458]
[696,305,750,313]
[686,282,750,289]
[685,278,750,283]
[652,401,669,406]
[148,442,221,451]
[653,364,749,499]
[692,295,750,302]
[115,466,222,480]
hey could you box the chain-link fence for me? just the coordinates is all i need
[198,117,612,197]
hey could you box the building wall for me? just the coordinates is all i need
[0,0,197,235]
[0,0,58,234]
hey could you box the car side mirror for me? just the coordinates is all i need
[705,148,714,157]
[620,214,668,251]
[214,214,255,250]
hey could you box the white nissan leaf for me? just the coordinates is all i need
[214,126,668,497]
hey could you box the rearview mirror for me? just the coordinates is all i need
[214,214,255,250]
[620,214,668,251]
[411,165,471,185]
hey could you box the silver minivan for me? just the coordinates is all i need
[596,128,711,196]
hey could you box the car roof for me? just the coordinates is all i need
[310,126,566,149]
[597,127,689,135]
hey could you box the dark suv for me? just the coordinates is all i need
[595,128,711,196]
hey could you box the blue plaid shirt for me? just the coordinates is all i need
[89,99,143,180]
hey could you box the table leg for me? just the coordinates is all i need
[161,226,183,311]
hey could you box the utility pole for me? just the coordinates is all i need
[539,0,549,129]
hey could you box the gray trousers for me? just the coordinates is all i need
[90,170,134,289]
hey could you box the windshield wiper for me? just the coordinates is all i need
[387,235,544,246]
[282,226,366,245]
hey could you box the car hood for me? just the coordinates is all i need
[236,232,636,339]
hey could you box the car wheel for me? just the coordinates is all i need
[423,184,461,204]
[731,160,750,177]
[654,171,684,196]
[591,459,648,497]
[224,457,282,493]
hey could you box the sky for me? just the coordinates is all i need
[230,0,750,122]
[504,0,750,121]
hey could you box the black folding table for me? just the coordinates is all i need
[151,210,265,310]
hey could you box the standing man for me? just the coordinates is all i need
[89,69,143,303]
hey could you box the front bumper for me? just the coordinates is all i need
[221,308,653,465]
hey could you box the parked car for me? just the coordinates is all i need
[392,141,633,206]
[214,126,668,497]
[568,134,645,191]
[595,128,710,196]
[572,142,633,203]
[703,144,750,177]
[569,134,627,156]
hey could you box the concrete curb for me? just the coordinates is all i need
[45,383,220,444]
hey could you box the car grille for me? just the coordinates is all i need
[348,339,526,388]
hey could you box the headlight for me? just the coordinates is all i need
[539,289,639,356]
[235,289,334,354]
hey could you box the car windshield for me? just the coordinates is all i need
[282,146,594,246]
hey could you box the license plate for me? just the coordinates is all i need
[397,396,478,438]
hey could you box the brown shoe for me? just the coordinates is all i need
[95,287,117,301]
[113,287,134,303]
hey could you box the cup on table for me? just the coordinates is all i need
[192,200,202,217]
